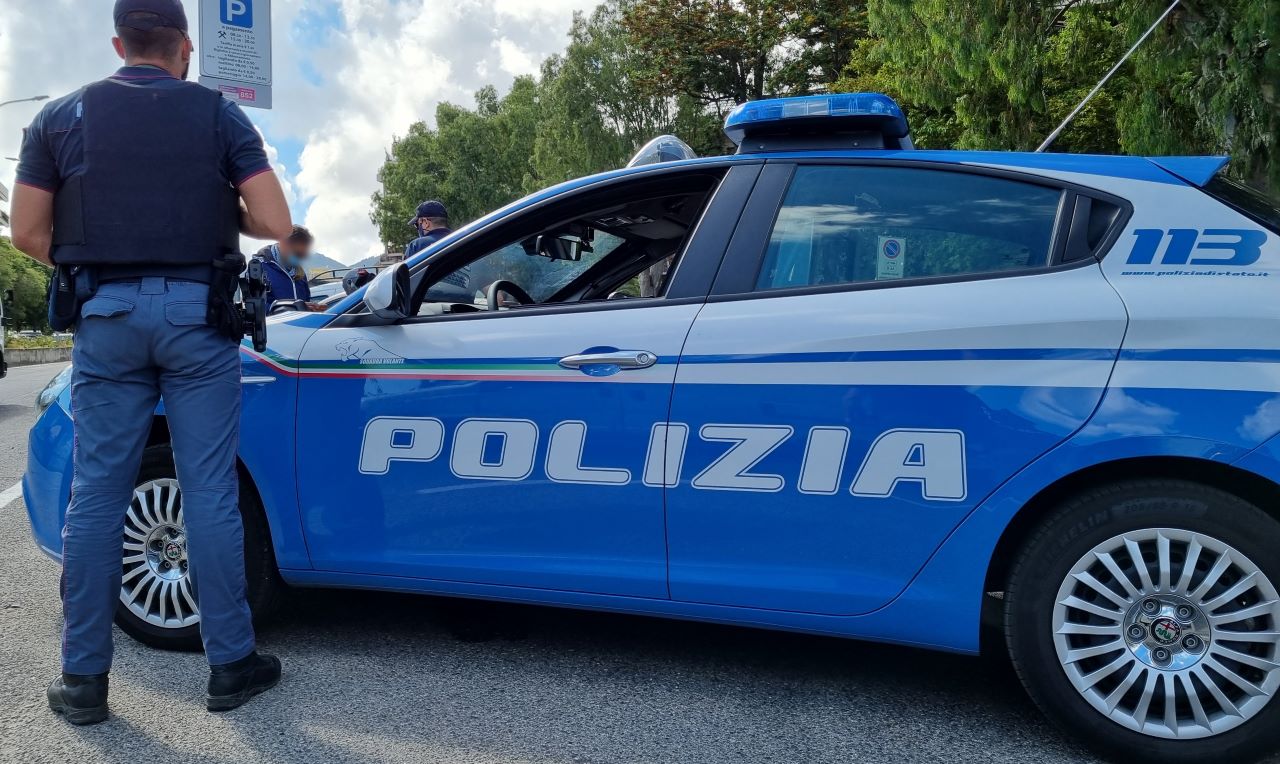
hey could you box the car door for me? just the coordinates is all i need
[664,161,1131,615]
[294,164,757,598]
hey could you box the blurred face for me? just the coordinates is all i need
[280,240,312,269]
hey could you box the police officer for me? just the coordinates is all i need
[404,200,453,258]
[9,0,293,724]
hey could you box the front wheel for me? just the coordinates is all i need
[1006,479,1280,764]
[115,445,282,651]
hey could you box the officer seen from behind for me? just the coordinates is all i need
[9,0,293,724]
[404,200,453,258]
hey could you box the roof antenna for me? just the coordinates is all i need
[1036,0,1181,153]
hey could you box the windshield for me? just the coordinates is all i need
[1205,176,1280,234]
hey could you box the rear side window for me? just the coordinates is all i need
[755,166,1063,291]
[1206,176,1280,234]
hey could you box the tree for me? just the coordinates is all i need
[0,237,52,332]
[622,0,872,111]
[1118,0,1279,190]
[848,0,1276,199]
[863,0,1057,151]
[370,80,543,251]
[624,0,791,113]
[535,0,724,188]
[372,0,732,250]
[1041,3,1130,155]
[773,1,869,93]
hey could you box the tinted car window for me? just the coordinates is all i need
[756,166,1063,291]
[1206,176,1280,234]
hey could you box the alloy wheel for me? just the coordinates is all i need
[1053,527,1280,739]
[120,478,200,630]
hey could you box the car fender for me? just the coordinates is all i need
[874,425,1262,654]
[233,314,331,570]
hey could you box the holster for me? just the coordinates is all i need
[206,252,269,352]
[48,265,99,332]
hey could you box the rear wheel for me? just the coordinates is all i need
[115,445,282,651]
[1006,480,1280,763]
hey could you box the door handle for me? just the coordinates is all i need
[559,350,658,371]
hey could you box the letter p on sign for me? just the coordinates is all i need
[222,0,252,27]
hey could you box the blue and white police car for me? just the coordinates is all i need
[24,94,1280,763]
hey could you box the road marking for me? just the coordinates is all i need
[0,482,22,509]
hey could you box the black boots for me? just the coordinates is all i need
[206,651,282,712]
[48,653,280,721]
[47,673,109,725]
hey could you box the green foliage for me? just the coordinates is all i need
[534,2,723,185]
[0,237,52,332]
[5,333,71,349]
[1042,4,1129,155]
[860,0,1057,151]
[371,0,1277,246]
[1118,0,1279,189]
[371,80,544,251]
[773,1,869,93]
[847,0,1276,195]
[371,0,730,250]
[622,0,870,109]
[623,0,789,109]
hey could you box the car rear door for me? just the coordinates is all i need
[664,160,1131,615]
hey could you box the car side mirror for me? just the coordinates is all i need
[364,262,412,320]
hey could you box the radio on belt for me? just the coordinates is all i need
[724,93,914,153]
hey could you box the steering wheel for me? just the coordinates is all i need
[485,280,535,311]
[270,299,306,315]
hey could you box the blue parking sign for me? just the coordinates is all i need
[221,0,252,28]
[200,0,272,107]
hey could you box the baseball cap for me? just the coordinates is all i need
[114,0,189,32]
[414,200,448,219]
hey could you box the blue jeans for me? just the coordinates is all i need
[62,277,254,674]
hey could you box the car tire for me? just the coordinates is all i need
[114,444,283,652]
[1006,479,1280,764]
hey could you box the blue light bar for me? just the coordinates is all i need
[724,93,911,151]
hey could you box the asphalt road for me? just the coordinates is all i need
[0,360,1104,764]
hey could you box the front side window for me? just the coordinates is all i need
[412,174,723,316]
[756,166,1064,291]
[451,233,626,304]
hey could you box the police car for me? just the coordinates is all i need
[23,94,1280,763]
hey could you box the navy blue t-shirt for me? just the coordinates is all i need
[404,227,454,259]
[16,66,271,194]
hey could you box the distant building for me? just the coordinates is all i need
[378,251,404,267]
[0,180,10,228]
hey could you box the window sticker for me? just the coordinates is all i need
[877,236,906,280]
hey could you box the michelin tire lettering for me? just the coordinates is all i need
[359,417,968,501]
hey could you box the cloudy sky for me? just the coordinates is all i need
[0,0,597,264]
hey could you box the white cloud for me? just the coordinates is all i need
[2,0,596,263]
[262,136,298,207]
[496,38,539,78]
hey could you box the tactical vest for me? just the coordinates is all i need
[51,79,240,269]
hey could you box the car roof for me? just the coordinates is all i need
[602,148,1210,187]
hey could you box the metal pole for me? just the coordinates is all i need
[1036,0,1181,153]
[0,95,50,109]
